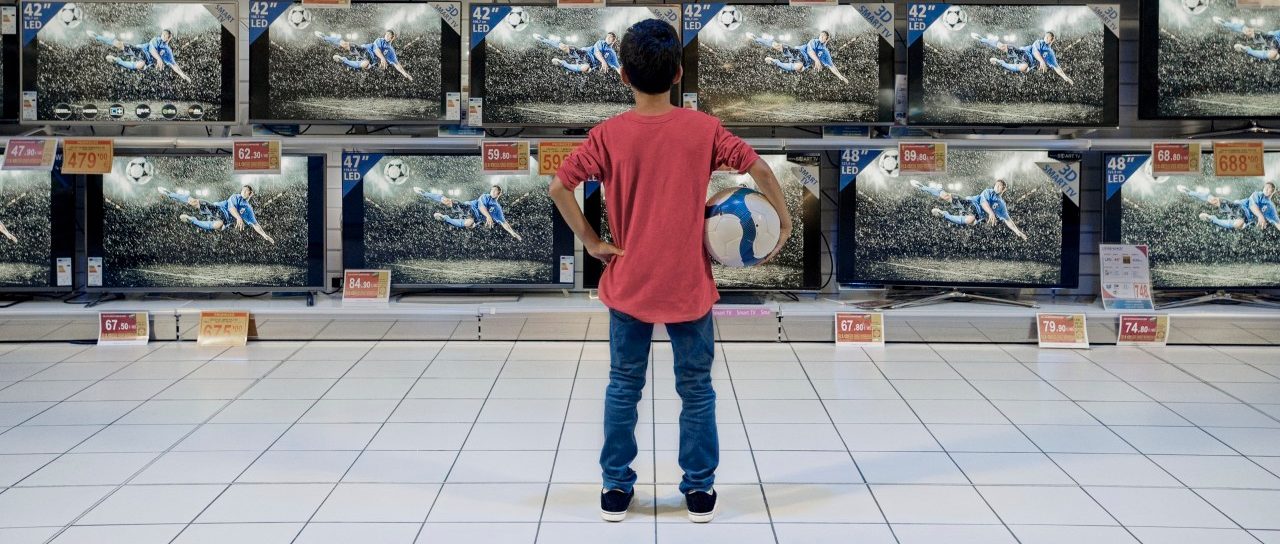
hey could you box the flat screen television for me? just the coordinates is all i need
[681,2,895,125]
[906,2,1119,127]
[1139,0,1280,120]
[584,152,822,291]
[1,3,19,122]
[468,4,681,126]
[838,148,1081,288]
[85,153,326,291]
[341,151,575,287]
[249,1,463,124]
[1104,151,1280,289]
[0,166,76,292]
[20,0,237,124]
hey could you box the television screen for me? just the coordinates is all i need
[1104,152,1280,289]
[468,4,681,126]
[839,148,1081,287]
[86,154,326,290]
[341,152,575,287]
[584,153,822,290]
[20,1,237,123]
[2,5,18,122]
[249,1,463,123]
[907,3,1119,126]
[0,167,75,291]
[1140,0,1280,119]
[681,3,895,125]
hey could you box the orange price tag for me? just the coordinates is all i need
[98,312,149,345]
[1036,313,1089,349]
[196,310,251,347]
[834,312,884,346]
[537,140,583,176]
[1213,141,1265,177]
[3,138,58,171]
[1117,315,1169,347]
[898,142,947,175]
[482,141,530,174]
[1150,142,1201,176]
[342,269,391,303]
[62,139,114,174]
[233,140,281,174]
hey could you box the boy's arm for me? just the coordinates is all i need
[549,180,621,263]
[744,158,793,264]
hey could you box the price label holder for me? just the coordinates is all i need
[1037,313,1089,349]
[98,312,149,346]
[342,269,391,304]
[233,140,281,174]
[1214,141,1265,177]
[1150,141,1201,176]
[834,312,885,347]
[537,140,583,176]
[2,138,57,171]
[898,141,947,175]
[1117,315,1170,347]
[481,140,530,175]
[196,310,251,347]
[62,138,114,174]
[1099,244,1154,311]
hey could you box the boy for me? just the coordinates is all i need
[547,19,791,523]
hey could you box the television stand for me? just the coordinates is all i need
[1156,290,1280,310]
[718,292,766,305]
[881,288,1038,310]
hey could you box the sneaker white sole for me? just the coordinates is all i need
[601,510,627,522]
[688,505,716,523]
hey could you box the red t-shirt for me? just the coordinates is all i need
[556,108,759,324]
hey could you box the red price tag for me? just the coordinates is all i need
[3,138,57,171]
[1214,141,1265,177]
[482,141,530,174]
[898,142,947,175]
[1118,315,1169,346]
[342,269,391,302]
[538,140,583,176]
[197,311,251,347]
[1151,142,1201,176]
[834,313,884,346]
[233,141,281,174]
[98,312,149,345]
[62,139,114,174]
[1037,313,1089,349]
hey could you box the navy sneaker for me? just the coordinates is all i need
[601,488,633,522]
[686,489,717,523]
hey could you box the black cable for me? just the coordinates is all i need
[817,230,836,292]
[232,292,269,298]
[794,126,822,136]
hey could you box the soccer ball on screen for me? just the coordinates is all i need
[286,6,312,30]
[1181,0,1209,15]
[704,187,780,268]
[505,7,529,32]
[123,158,154,185]
[878,151,900,177]
[57,4,82,28]
[382,159,409,185]
[716,6,742,31]
[941,6,967,31]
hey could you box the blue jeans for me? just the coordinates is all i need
[601,309,717,494]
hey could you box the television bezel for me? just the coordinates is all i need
[1,3,20,123]
[0,162,77,293]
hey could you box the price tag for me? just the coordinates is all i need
[1150,142,1201,176]
[2,138,57,171]
[342,269,391,303]
[898,142,947,175]
[233,140,281,174]
[98,312,149,345]
[61,139,114,174]
[538,140,583,176]
[302,0,350,6]
[1099,244,1154,311]
[1037,313,1089,349]
[1117,315,1170,347]
[834,312,885,347]
[481,140,530,175]
[196,310,251,347]
[1213,141,1265,177]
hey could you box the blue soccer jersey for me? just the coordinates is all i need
[361,37,398,65]
[966,188,1010,222]
[1017,39,1057,69]
[468,194,506,224]
[130,36,174,66]
[580,40,620,71]
[1241,191,1280,224]
[799,38,835,68]
[214,194,257,227]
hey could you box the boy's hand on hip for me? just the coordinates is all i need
[588,240,624,265]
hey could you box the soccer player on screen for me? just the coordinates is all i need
[533,32,623,76]
[412,185,524,241]
[746,31,851,84]
[85,29,193,82]
[911,178,1029,240]
[0,222,17,244]
[1212,17,1280,62]
[1178,183,1280,231]
[156,185,276,244]
[315,29,414,81]
[972,31,1074,85]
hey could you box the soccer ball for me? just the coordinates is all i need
[716,6,742,31]
[878,151,900,177]
[1181,0,1209,15]
[382,159,409,185]
[704,187,780,268]
[57,4,82,28]
[123,158,154,185]
[941,6,967,31]
[505,7,529,32]
[286,6,312,30]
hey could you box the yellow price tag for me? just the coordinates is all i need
[62,139,114,174]
[1213,141,1265,177]
[538,140,583,176]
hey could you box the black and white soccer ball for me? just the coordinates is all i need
[716,6,742,31]
[505,7,529,32]
[1181,0,1209,15]
[124,158,154,185]
[382,159,409,185]
[878,151,900,178]
[286,6,312,30]
[57,3,82,28]
[941,6,967,31]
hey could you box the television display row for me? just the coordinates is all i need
[2,0,1274,126]
[4,147,1276,294]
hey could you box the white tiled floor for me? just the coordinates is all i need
[0,340,1278,543]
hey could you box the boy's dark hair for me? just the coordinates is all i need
[620,19,681,95]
